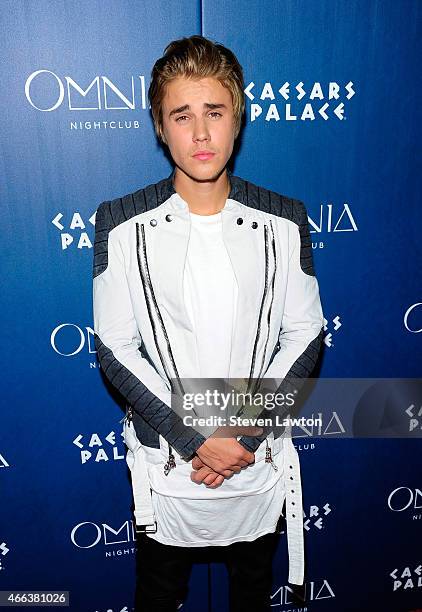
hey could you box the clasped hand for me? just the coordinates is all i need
[190,424,263,489]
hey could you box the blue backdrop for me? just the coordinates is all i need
[1,1,421,610]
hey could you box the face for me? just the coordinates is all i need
[161,76,236,183]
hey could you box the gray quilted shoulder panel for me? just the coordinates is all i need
[93,174,176,278]
[228,174,315,276]
[93,170,314,278]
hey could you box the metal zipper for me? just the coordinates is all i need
[136,222,184,475]
[255,218,278,387]
[120,400,176,476]
[246,224,270,396]
[164,450,176,476]
[265,438,278,471]
[136,222,185,398]
[120,404,134,425]
[260,221,280,472]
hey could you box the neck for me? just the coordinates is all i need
[173,166,230,215]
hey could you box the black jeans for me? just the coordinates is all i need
[134,529,281,612]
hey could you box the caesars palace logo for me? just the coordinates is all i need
[73,430,125,464]
[0,541,10,572]
[25,70,355,129]
[51,211,96,250]
[390,564,422,592]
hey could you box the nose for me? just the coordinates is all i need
[192,116,210,143]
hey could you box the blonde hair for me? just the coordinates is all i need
[148,35,245,143]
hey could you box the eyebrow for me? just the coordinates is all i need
[168,103,228,118]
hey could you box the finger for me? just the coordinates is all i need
[190,470,201,483]
[190,467,210,483]
[206,475,225,488]
[191,456,204,470]
[203,472,220,485]
[221,469,235,478]
[192,466,217,484]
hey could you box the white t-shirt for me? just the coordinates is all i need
[183,210,238,378]
[146,210,285,547]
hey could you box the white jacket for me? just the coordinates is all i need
[92,169,324,585]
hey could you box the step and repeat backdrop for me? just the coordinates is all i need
[1,1,421,611]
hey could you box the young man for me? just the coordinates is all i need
[93,35,324,612]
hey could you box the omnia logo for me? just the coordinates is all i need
[308,203,358,233]
[73,431,125,464]
[0,453,10,468]
[71,520,136,548]
[245,80,355,122]
[404,303,422,333]
[293,410,346,438]
[388,487,422,512]
[51,324,96,356]
[271,578,335,605]
[52,211,96,250]
[25,70,148,112]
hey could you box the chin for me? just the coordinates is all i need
[182,163,226,183]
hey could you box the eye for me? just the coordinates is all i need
[175,115,189,123]
[209,111,222,119]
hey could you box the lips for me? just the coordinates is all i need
[192,151,215,161]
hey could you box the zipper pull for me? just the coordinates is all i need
[164,445,176,476]
[265,440,278,471]
[119,405,134,424]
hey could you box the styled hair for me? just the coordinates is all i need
[148,35,245,144]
